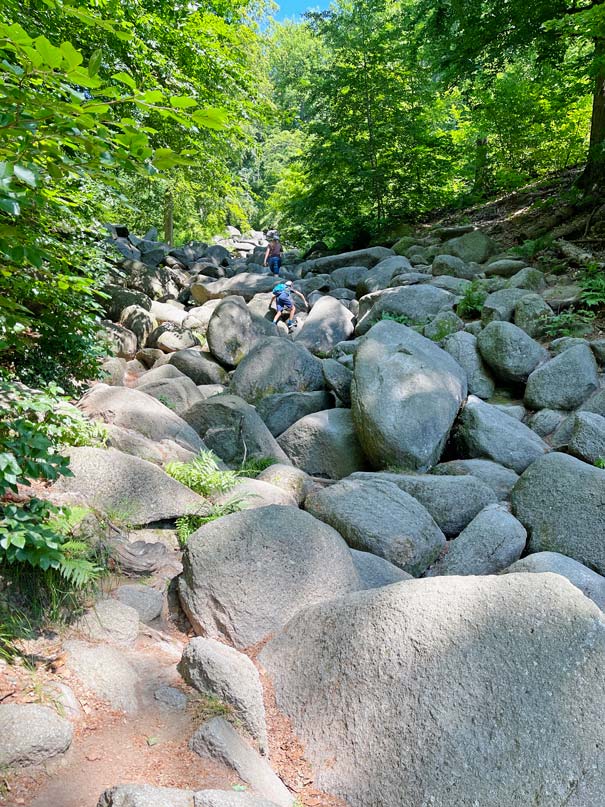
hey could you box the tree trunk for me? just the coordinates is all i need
[472,136,489,196]
[577,35,605,193]
[163,188,174,246]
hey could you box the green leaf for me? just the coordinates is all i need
[111,71,136,91]
[60,41,83,69]
[169,95,197,109]
[191,107,229,130]
[0,198,20,216]
[35,35,62,69]
[88,49,102,77]
[14,165,36,188]
[138,90,164,104]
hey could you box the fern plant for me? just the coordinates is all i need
[456,282,487,319]
[175,498,247,546]
[165,450,239,497]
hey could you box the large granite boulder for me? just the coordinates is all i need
[351,321,467,471]
[431,459,519,501]
[442,331,495,399]
[230,338,324,404]
[568,411,605,464]
[356,286,455,335]
[524,344,599,410]
[303,247,394,274]
[428,504,526,576]
[261,574,605,807]
[305,477,445,575]
[207,297,276,368]
[53,447,206,525]
[454,396,549,473]
[440,229,497,263]
[78,384,203,453]
[183,394,288,466]
[179,505,360,647]
[256,391,333,437]
[277,408,367,479]
[476,321,548,383]
[293,296,354,355]
[502,552,605,611]
[168,349,228,386]
[349,471,497,537]
[135,374,205,417]
[511,451,605,574]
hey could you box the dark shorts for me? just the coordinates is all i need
[269,256,281,274]
[276,303,292,312]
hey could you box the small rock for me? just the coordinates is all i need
[154,686,188,712]
[0,704,73,767]
[115,584,164,624]
[75,599,140,645]
[190,718,293,807]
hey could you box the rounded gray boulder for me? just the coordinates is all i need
[477,321,548,383]
[0,704,73,767]
[178,505,360,647]
[261,574,605,807]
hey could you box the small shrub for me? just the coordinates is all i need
[540,308,595,338]
[188,691,237,728]
[511,234,554,259]
[595,458,605,469]
[580,263,605,309]
[456,282,487,320]
[238,457,278,478]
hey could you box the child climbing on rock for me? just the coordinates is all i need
[271,280,308,333]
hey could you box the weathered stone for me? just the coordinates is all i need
[179,505,360,647]
[119,305,156,349]
[0,705,73,768]
[191,275,276,304]
[147,324,200,353]
[149,300,188,326]
[423,309,464,342]
[442,331,495,399]
[104,423,195,466]
[525,344,598,410]
[454,396,549,473]
[503,552,605,610]
[103,286,152,322]
[351,549,413,588]
[513,294,553,338]
[183,394,288,466]
[357,256,412,295]
[294,296,354,355]
[428,504,526,576]
[65,640,139,713]
[135,375,205,417]
[356,285,455,335]
[257,464,316,505]
[115,584,164,623]
[211,478,297,511]
[552,336,589,355]
[349,471,497,537]
[154,686,188,712]
[484,259,527,278]
[179,638,268,751]
[507,267,545,291]
[432,254,475,279]
[278,408,366,480]
[321,358,352,405]
[481,288,530,325]
[54,446,206,525]
[304,247,394,274]
[542,282,581,310]
[511,451,605,574]
[97,785,193,807]
[256,391,333,437]
[194,792,282,807]
[477,321,548,383]
[352,321,467,471]
[431,459,519,501]
[230,338,324,404]
[102,321,138,359]
[75,599,140,645]
[169,349,228,386]
[207,297,276,368]
[261,574,605,807]
[440,230,497,263]
[527,408,566,438]
[190,719,293,807]
[568,411,605,464]
[305,477,445,575]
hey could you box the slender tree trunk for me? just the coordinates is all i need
[577,35,605,193]
[163,187,174,246]
[472,136,489,196]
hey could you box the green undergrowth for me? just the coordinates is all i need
[0,382,108,651]
[166,450,278,546]
[456,282,487,320]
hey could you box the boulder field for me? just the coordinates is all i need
[23,225,605,807]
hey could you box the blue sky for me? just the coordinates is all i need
[272,0,331,21]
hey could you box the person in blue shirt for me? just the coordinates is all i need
[271,280,307,331]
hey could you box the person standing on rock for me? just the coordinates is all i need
[264,235,283,277]
[272,281,307,332]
